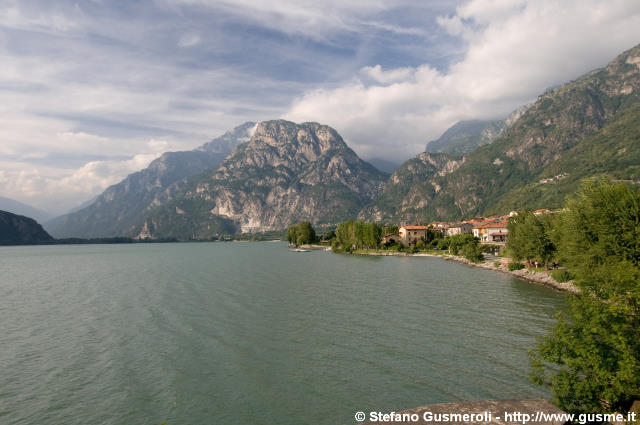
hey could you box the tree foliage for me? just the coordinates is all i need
[530,179,640,413]
[507,211,555,266]
[286,221,317,245]
[334,220,382,251]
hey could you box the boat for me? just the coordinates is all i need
[289,248,310,252]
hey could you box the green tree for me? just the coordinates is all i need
[382,224,399,235]
[461,239,484,263]
[530,179,640,413]
[286,224,298,245]
[295,221,317,245]
[448,233,476,255]
[507,211,555,267]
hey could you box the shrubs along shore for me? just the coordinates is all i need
[346,249,579,293]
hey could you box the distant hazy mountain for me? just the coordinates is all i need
[136,120,388,238]
[0,197,53,224]
[425,106,529,156]
[45,122,255,238]
[362,43,640,222]
[0,210,54,245]
[365,157,402,174]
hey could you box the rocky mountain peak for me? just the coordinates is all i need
[198,121,256,153]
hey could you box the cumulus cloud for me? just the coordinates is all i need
[284,0,640,161]
[0,139,171,214]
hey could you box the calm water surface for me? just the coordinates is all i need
[0,243,566,425]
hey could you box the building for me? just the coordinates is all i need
[380,233,402,245]
[473,220,509,243]
[399,225,429,246]
[533,208,553,216]
[443,222,473,237]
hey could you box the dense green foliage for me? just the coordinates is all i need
[333,220,382,251]
[507,211,556,267]
[530,179,640,413]
[286,222,317,245]
[461,239,484,263]
[508,262,525,271]
[550,269,573,283]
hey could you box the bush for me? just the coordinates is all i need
[493,261,500,268]
[508,262,525,271]
[461,241,484,263]
[551,269,573,282]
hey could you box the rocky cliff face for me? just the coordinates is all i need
[138,120,388,236]
[359,152,463,223]
[0,210,54,245]
[364,43,640,222]
[46,122,255,238]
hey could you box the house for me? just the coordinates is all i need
[533,208,553,216]
[443,222,473,237]
[381,233,402,245]
[473,219,509,243]
[399,225,429,246]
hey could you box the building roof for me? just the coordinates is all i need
[492,232,508,236]
[400,225,429,230]
[478,220,508,229]
[445,222,470,228]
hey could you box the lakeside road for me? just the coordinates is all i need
[347,250,580,294]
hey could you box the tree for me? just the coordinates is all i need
[286,222,317,245]
[296,221,317,245]
[507,211,555,267]
[530,179,640,413]
[286,224,298,245]
[461,239,484,263]
[448,233,476,255]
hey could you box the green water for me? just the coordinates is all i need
[0,242,565,425]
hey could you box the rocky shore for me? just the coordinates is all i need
[351,250,580,293]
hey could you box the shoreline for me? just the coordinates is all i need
[348,250,580,294]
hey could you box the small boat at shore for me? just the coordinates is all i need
[289,248,310,252]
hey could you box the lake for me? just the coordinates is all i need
[0,242,566,425]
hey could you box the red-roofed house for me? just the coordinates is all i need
[399,225,429,246]
[473,220,509,243]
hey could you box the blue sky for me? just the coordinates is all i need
[1,0,640,213]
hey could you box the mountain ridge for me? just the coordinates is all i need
[362,42,640,222]
[0,210,54,245]
[45,122,256,238]
[136,120,388,237]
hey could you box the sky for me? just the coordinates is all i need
[1,0,640,214]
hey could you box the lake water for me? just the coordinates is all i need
[0,243,566,425]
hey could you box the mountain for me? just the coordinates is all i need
[136,120,388,237]
[0,197,53,223]
[359,152,463,223]
[0,210,54,245]
[364,43,640,222]
[425,105,529,156]
[489,102,640,213]
[45,122,255,238]
[366,157,403,174]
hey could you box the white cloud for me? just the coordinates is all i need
[284,0,640,161]
[0,139,171,214]
[156,0,425,41]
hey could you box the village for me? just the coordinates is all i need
[380,208,554,248]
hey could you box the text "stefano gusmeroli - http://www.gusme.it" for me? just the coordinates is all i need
[356,410,638,424]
